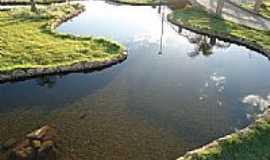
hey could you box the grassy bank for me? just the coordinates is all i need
[0,0,68,5]
[178,113,270,160]
[169,8,270,160]
[0,4,125,74]
[240,0,270,19]
[168,8,270,56]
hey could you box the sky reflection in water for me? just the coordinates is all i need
[1,1,270,159]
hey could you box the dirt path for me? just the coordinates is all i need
[190,0,270,30]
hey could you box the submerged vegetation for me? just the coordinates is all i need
[0,4,125,73]
[168,8,270,56]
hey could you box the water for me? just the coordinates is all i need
[1,1,270,159]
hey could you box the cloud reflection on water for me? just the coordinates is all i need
[242,94,270,112]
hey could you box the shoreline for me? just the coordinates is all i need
[0,0,67,6]
[108,0,270,59]
[177,107,270,160]
[167,15,270,60]
[0,53,127,83]
[0,4,128,83]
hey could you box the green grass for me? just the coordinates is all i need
[241,0,270,19]
[0,0,67,5]
[0,4,125,73]
[179,117,270,160]
[169,8,270,55]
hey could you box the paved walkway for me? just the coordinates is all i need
[190,0,270,30]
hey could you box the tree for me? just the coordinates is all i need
[254,0,264,13]
[216,0,225,16]
[30,0,37,12]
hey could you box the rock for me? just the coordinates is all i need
[31,140,41,149]
[8,149,29,160]
[27,125,55,141]
[3,138,16,150]
[40,141,54,151]
[8,125,57,160]
[37,141,56,160]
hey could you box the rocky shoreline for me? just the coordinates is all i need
[0,4,128,83]
[167,14,270,59]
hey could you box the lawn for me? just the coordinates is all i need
[240,0,270,19]
[111,0,168,5]
[168,8,270,56]
[0,4,125,73]
[169,8,270,160]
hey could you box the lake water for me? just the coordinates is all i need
[1,1,270,159]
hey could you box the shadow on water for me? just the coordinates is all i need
[0,63,126,112]
[36,76,58,89]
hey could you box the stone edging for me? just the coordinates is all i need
[167,15,270,59]
[0,5,128,83]
[177,108,270,160]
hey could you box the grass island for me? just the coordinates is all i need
[0,4,127,82]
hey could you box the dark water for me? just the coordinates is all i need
[1,1,270,159]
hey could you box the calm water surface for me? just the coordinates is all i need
[1,1,270,159]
